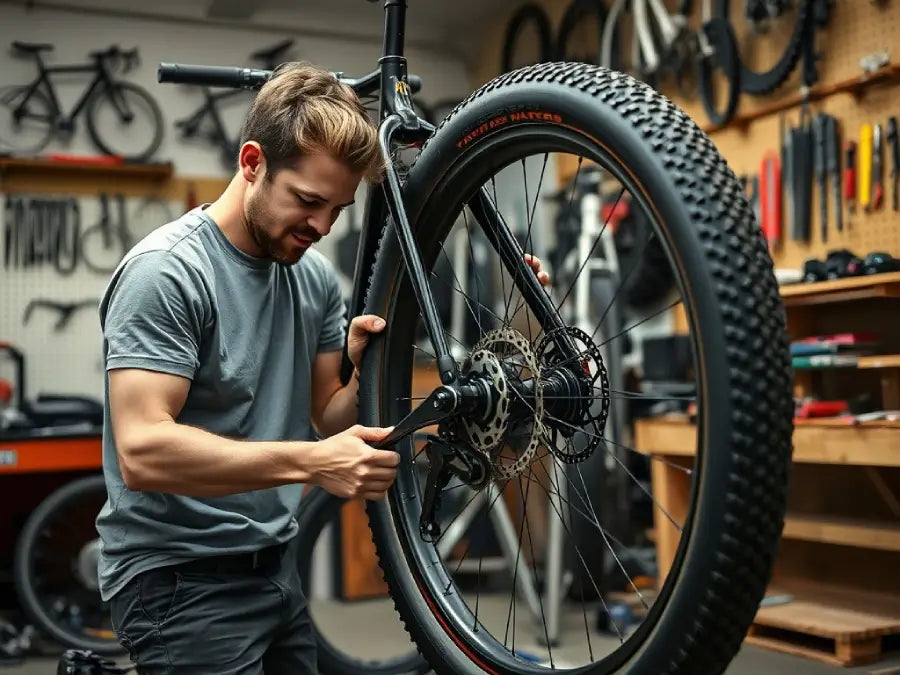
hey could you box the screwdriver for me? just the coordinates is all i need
[826,115,842,232]
[859,124,873,212]
[813,114,828,240]
[888,116,899,211]
[845,140,857,219]
[872,123,884,211]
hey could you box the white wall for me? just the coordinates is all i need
[0,2,474,403]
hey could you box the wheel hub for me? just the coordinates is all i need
[458,328,545,479]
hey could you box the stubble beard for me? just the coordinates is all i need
[245,193,304,267]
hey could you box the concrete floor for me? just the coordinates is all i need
[3,595,899,673]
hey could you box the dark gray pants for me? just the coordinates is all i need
[109,541,316,674]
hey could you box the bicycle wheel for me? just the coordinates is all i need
[714,0,809,95]
[501,4,555,73]
[295,487,430,675]
[13,474,124,656]
[557,0,617,68]
[0,85,54,155]
[359,61,793,673]
[86,81,164,161]
[696,17,741,128]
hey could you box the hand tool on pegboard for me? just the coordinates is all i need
[780,115,796,240]
[3,196,13,268]
[813,113,828,241]
[887,116,899,212]
[825,115,841,234]
[844,141,856,227]
[870,123,884,212]
[760,154,781,252]
[790,109,814,242]
[22,298,100,331]
[859,123,873,212]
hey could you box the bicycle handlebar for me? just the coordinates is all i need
[157,63,422,96]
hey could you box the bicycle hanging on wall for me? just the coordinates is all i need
[154,0,794,672]
[0,43,163,161]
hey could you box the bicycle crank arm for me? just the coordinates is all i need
[373,385,460,449]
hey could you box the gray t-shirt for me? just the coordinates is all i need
[95,206,346,601]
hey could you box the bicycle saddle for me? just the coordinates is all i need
[12,41,54,53]
[251,39,294,67]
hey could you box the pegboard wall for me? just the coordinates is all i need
[0,192,179,400]
[469,0,900,271]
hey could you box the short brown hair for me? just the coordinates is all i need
[239,61,384,181]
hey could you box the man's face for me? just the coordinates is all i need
[244,151,361,266]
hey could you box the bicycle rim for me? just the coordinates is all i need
[13,475,122,655]
[0,85,53,155]
[87,82,163,161]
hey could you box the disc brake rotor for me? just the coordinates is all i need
[536,325,609,463]
[464,328,545,480]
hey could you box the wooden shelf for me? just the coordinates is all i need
[702,63,900,133]
[858,354,900,369]
[779,272,900,307]
[0,156,174,181]
[634,416,900,466]
[782,514,900,552]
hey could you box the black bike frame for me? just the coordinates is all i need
[17,57,117,123]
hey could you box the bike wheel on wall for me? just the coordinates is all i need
[557,0,617,68]
[0,85,54,155]
[501,4,555,73]
[714,0,810,95]
[359,61,793,673]
[13,474,124,656]
[295,487,430,675]
[86,81,164,161]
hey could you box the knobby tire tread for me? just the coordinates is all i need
[359,62,793,674]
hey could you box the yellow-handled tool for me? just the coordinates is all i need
[859,123,873,211]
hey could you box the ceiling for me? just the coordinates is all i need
[2,0,515,59]
[206,0,513,55]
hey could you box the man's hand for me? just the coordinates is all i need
[347,314,386,372]
[524,253,551,287]
[311,425,399,500]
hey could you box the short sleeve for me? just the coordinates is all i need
[101,251,209,379]
[317,263,347,353]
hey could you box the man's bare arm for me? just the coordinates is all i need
[110,368,320,497]
[310,349,358,438]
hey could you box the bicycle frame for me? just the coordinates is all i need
[16,57,117,124]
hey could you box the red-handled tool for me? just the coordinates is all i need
[760,153,781,252]
[844,141,856,225]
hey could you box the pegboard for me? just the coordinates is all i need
[470,0,900,271]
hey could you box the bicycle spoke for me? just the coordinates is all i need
[516,472,555,667]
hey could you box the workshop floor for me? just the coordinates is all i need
[5,596,900,673]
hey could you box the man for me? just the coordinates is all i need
[97,62,548,674]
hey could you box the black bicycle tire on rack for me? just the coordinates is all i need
[556,0,617,68]
[13,474,124,656]
[295,487,430,675]
[86,81,164,161]
[696,17,741,128]
[714,0,810,95]
[359,61,793,674]
[501,3,555,73]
